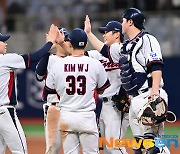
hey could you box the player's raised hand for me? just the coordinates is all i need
[46,33,56,51]
[84,15,91,34]
[56,28,65,45]
[46,24,59,44]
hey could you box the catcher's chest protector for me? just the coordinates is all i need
[119,32,148,95]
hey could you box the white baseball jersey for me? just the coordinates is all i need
[126,33,164,90]
[47,54,62,71]
[0,53,26,106]
[112,32,165,91]
[87,42,121,98]
[0,41,53,154]
[87,44,129,154]
[46,54,62,103]
[119,32,170,154]
[0,53,28,154]
[36,54,63,154]
[46,55,110,112]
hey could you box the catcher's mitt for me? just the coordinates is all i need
[112,86,130,112]
[140,96,167,126]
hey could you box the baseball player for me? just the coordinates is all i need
[0,24,58,154]
[35,27,70,154]
[44,28,110,154]
[84,15,129,154]
[118,8,169,154]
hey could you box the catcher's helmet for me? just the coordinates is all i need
[0,33,10,42]
[122,8,145,30]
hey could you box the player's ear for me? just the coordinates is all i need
[114,32,120,40]
[129,19,134,27]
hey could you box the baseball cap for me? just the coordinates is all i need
[98,21,123,34]
[69,28,87,48]
[0,33,10,42]
[58,27,69,38]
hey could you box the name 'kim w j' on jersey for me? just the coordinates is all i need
[45,55,110,112]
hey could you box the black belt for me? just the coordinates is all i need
[102,97,112,102]
[0,105,15,108]
[51,103,57,105]
[131,88,149,97]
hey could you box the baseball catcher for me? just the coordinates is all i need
[138,95,168,126]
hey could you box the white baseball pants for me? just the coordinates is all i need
[0,106,27,154]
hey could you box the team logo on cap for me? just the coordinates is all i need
[79,42,85,46]
[114,28,120,31]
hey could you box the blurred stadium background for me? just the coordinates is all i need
[1,0,180,153]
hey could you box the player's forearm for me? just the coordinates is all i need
[151,70,162,95]
[87,32,104,52]
[21,42,53,69]
[35,52,50,81]
[29,42,53,63]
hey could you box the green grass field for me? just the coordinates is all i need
[20,123,180,154]
[22,124,180,138]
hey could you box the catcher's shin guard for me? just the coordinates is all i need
[147,147,160,154]
[133,136,144,154]
[133,149,142,154]
[143,133,160,154]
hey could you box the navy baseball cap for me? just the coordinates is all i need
[69,28,87,48]
[58,27,69,38]
[0,33,10,42]
[98,21,123,34]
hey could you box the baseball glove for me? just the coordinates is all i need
[140,96,167,126]
[112,86,130,112]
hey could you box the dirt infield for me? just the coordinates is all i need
[6,137,46,154]
[5,119,180,153]
[6,136,179,154]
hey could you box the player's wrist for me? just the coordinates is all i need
[86,31,93,37]
[57,40,65,46]
[46,41,53,46]
[46,39,55,45]
[150,91,160,98]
